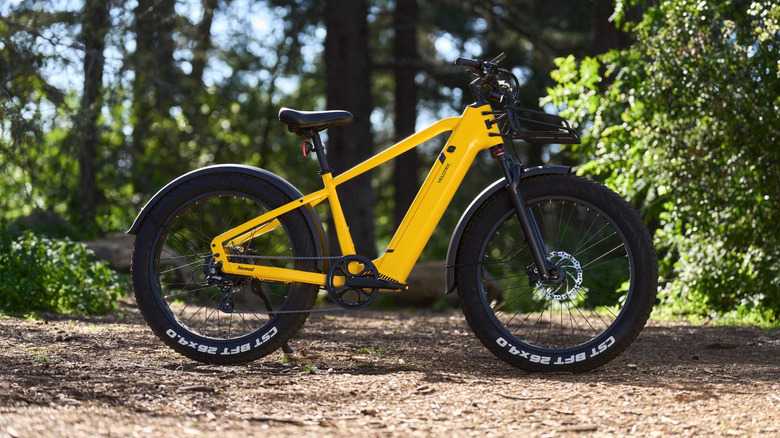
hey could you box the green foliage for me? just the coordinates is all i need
[0,227,122,315]
[545,0,780,325]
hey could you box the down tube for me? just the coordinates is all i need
[375,105,501,281]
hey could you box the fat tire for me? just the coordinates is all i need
[131,172,319,364]
[456,174,657,372]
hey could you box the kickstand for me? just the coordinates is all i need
[249,279,294,355]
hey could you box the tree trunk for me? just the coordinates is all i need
[325,0,376,258]
[189,0,218,86]
[591,0,650,54]
[392,0,419,229]
[527,143,544,167]
[591,0,621,55]
[131,0,154,194]
[131,0,177,195]
[77,0,110,226]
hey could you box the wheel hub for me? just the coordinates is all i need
[534,251,583,300]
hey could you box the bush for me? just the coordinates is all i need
[545,0,780,325]
[0,229,122,315]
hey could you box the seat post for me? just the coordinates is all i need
[307,130,332,175]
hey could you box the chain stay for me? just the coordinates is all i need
[226,253,343,260]
[234,306,348,315]
[219,253,385,313]
[218,252,351,314]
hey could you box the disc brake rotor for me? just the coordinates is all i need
[535,251,583,300]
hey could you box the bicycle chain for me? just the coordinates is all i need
[185,252,405,314]
[226,253,343,261]
[223,252,350,314]
[236,306,347,314]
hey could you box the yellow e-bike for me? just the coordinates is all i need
[128,54,657,372]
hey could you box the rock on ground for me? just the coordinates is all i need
[85,232,136,273]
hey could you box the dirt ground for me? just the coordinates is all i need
[1,298,778,438]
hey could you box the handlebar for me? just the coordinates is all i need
[452,53,580,143]
[454,53,514,106]
[454,57,482,69]
[454,52,505,70]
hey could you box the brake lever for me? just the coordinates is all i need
[489,52,506,64]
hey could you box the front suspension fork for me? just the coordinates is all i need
[490,145,558,281]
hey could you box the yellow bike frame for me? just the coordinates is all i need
[210,104,502,286]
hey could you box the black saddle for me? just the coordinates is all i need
[278,107,353,133]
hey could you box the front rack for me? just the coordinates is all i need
[485,106,581,144]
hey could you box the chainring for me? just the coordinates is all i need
[326,255,379,309]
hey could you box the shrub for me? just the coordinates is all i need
[0,229,122,315]
[545,0,779,325]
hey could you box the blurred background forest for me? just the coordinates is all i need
[0,0,778,324]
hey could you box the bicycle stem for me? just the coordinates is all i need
[490,145,556,281]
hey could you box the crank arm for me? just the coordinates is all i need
[346,277,408,291]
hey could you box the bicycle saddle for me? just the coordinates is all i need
[278,107,353,132]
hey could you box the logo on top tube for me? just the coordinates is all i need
[437,163,451,183]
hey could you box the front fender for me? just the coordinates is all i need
[443,165,571,295]
[126,164,329,270]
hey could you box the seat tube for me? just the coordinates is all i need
[309,129,355,255]
[321,172,356,255]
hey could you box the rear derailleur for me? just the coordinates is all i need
[200,253,293,353]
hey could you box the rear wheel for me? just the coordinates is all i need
[131,172,319,364]
[456,174,657,372]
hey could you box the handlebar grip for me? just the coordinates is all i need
[454,57,481,68]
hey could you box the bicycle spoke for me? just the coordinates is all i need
[182,290,220,325]
[161,249,209,260]
[555,202,574,252]
[573,222,612,255]
[159,258,206,274]
[165,286,212,299]
[582,256,628,271]
[580,244,626,270]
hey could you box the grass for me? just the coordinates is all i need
[358,347,388,356]
[351,361,375,370]
[650,304,778,329]
[28,348,55,363]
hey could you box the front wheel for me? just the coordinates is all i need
[456,174,657,372]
